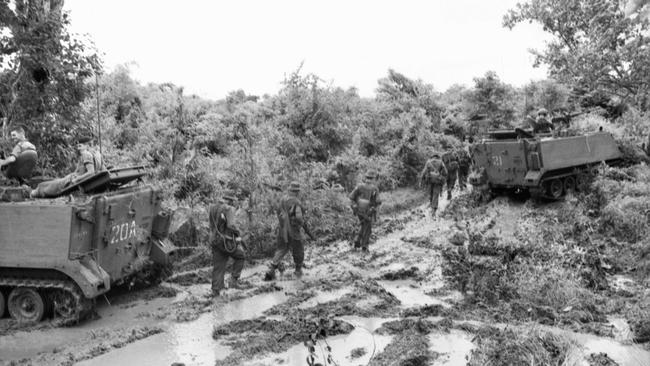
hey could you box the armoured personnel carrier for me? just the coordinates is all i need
[0,166,176,323]
[470,129,623,199]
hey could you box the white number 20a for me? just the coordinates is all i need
[109,221,138,244]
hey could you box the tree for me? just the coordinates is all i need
[272,67,353,163]
[504,0,650,111]
[376,69,443,128]
[465,71,517,128]
[521,79,571,116]
[0,0,101,171]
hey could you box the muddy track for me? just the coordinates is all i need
[1,194,649,366]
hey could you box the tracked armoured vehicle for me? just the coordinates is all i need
[0,166,176,323]
[470,129,623,199]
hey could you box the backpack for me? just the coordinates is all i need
[442,152,459,170]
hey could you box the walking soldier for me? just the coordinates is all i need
[264,181,314,281]
[420,152,448,215]
[208,194,245,297]
[349,170,381,252]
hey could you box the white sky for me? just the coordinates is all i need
[64,0,551,100]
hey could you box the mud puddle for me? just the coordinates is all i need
[243,316,395,366]
[571,332,650,366]
[0,293,177,360]
[77,291,291,366]
[428,329,474,365]
[378,279,451,308]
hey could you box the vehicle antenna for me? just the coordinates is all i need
[95,72,102,157]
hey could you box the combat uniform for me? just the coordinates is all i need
[31,136,104,198]
[349,171,381,252]
[265,182,312,280]
[534,108,554,134]
[420,156,448,215]
[208,196,245,296]
[9,139,36,159]
[456,148,471,191]
[442,151,458,200]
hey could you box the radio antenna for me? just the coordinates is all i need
[95,72,102,157]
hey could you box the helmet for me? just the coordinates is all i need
[363,170,377,180]
[288,181,301,192]
[537,108,548,116]
[431,151,441,158]
[74,134,93,144]
[220,191,237,204]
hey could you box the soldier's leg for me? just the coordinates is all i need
[290,238,305,276]
[211,243,229,295]
[447,170,457,199]
[228,244,246,287]
[354,215,364,248]
[360,218,372,250]
[431,184,441,213]
[265,236,290,281]
[458,167,468,190]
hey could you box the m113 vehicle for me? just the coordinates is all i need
[471,129,622,199]
[0,166,176,323]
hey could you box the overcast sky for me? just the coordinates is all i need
[64,0,551,100]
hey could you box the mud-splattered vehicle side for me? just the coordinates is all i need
[0,166,176,323]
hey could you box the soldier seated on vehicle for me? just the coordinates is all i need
[533,108,554,134]
[0,126,37,183]
[30,134,104,198]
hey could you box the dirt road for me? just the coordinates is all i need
[1,196,649,366]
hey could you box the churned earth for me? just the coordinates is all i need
[1,192,649,366]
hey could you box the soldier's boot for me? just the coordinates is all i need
[447,191,452,200]
[264,264,277,281]
[294,267,303,278]
[228,277,241,289]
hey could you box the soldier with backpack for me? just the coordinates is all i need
[420,152,448,216]
[442,150,459,200]
[264,181,314,281]
[208,193,245,297]
[349,170,381,252]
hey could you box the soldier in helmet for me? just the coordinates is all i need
[419,152,448,215]
[442,150,459,200]
[264,181,314,281]
[208,193,245,297]
[534,108,554,134]
[349,170,382,252]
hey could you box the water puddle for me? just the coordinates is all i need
[298,287,353,309]
[608,316,633,342]
[378,279,450,308]
[76,291,290,366]
[244,317,394,366]
[428,329,474,365]
[574,333,650,366]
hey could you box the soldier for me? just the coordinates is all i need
[533,108,554,134]
[456,146,471,191]
[0,126,36,170]
[419,152,448,215]
[30,134,103,198]
[442,150,458,200]
[349,170,381,252]
[264,181,314,281]
[208,194,245,297]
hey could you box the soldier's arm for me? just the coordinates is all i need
[440,163,448,178]
[349,187,359,203]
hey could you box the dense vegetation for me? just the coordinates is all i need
[1,0,650,253]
